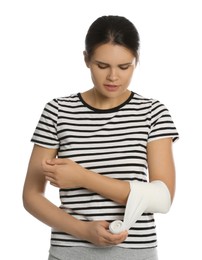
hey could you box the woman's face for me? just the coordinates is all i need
[85,43,136,100]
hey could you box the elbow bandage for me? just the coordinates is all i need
[109,180,171,234]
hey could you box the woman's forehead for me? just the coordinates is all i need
[92,43,135,63]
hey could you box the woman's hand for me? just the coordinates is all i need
[80,220,128,246]
[42,158,86,188]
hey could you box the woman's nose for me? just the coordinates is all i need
[107,68,118,81]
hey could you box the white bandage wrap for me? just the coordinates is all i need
[109,220,126,234]
[109,180,171,234]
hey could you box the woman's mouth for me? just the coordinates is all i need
[104,84,119,92]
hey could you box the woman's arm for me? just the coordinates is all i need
[147,137,176,202]
[22,145,82,235]
[43,158,130,205]
[43,138,176,204]
[23,144,127,246]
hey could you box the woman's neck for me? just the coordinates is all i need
[81,88,131,110]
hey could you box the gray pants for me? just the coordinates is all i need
[48,246,158,260]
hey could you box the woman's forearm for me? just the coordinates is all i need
[80,168,130,205]
[43,158,131,205]
[23,190,128,246]
[23,190,84,238]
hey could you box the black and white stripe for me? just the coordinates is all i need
[31,91,179,249]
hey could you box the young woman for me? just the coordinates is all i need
[23,15,179,260]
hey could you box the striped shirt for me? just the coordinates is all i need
[31,91,179,249]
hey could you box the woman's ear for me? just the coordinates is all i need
[83,51,90,68]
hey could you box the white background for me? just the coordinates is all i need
[1,0,201,259]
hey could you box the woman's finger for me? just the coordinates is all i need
[45,176,54,182]
[102,230,128,245]
[42,160,55,172]
[48,158,69,165]
[43,170,55,178]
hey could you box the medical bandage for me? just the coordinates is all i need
[109,180,171,234]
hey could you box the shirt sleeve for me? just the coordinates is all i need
[148,99,179,142]
[31,99,60,149]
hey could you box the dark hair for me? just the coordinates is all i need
[85,15,140,62]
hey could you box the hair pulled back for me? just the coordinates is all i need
[85,15,140,62]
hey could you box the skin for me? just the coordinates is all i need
[23,43,176,247]
[82,43,136,109]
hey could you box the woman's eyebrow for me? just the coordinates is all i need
[94,60,109,65]
[94,60,134,66]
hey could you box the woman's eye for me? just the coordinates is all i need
[98,64,108,69]
[96,63,130,70]
[119,65,130,70]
